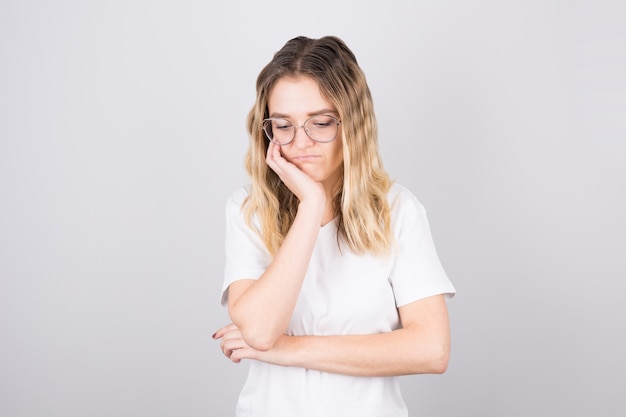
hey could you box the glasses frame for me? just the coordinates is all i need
[262,115,341,146]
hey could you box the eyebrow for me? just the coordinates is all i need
[269,109,338,118]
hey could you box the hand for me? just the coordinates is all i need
[265,142,326,207]
[213,322,294,365]
[212,322,259,363]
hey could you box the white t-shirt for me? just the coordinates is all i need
[221,183,456,417]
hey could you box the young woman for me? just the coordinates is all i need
[213,35,456,417]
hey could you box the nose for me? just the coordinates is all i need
[292,125,314,149]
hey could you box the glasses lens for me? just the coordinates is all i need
[263,119,294,145]
[304,115,339,142]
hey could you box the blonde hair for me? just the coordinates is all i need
[244,36,393,256]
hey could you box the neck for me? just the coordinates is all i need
[321,184,340,227]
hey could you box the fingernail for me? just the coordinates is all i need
[211,332,217,339]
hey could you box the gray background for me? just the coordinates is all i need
[1,1,625,416]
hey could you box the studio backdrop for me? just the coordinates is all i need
[1,1,624,416]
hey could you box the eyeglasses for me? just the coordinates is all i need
[262,115,341,146]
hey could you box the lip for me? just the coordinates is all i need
[291,154,320,161]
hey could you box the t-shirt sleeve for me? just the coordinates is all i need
[221,187,271,307]
[389,186,456,307]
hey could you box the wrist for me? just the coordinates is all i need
[269,335,303,368]
[297,197,325,220]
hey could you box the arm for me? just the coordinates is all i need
[226,142,325,351]
[215,294,451,377]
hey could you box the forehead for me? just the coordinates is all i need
[267,76,335,117]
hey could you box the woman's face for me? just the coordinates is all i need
[267,76,343,192]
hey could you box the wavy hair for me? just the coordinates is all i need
[244,35,393,256]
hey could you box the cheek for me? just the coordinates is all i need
[278,146,295,163]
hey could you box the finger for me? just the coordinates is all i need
[266,141,279,162]
[212,326,228,340]
[212,322,238,340]
[220,329,246,350]
[221,337,249,359]
[271,143,289,167]
[229,347,256,363]
[266,142,286,174]
[220,330,243,347]
[265,143,279,173]
[269,147,300,181]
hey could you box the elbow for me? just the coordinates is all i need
[244,333,278,352]
[229,309,282,352]
[411,342,449,375]
[234,322,282,352]
[429,351,449,374]
[429,342,450,374]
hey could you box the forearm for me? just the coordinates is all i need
[255,327,450,377]
[229,202,323,350]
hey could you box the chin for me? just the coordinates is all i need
[300,169,322,182]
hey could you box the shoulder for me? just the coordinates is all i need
[225,185,264,235]
[226,185,251,212]
[387,183,427,217]
[386,183,431,238]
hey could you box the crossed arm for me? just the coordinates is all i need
[213,293,451,377]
